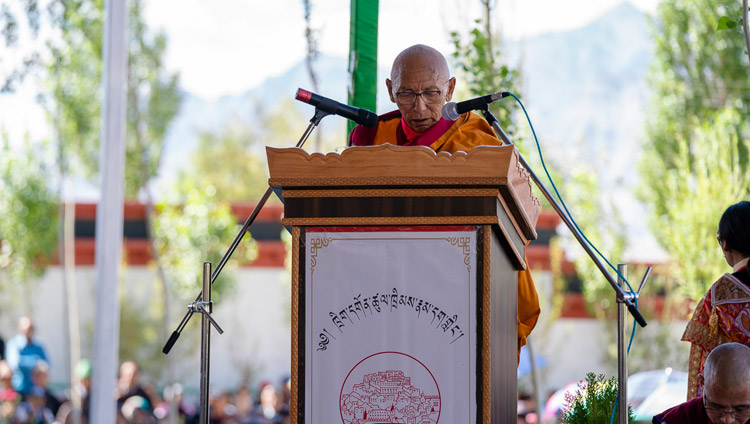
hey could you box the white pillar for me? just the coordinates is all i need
[90,0,128,422]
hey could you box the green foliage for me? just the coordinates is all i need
[561,373,635,424]
[39,0,181,197]
[152,177,258,301]
[558,162,627,317]
[716,14,740,30]
[0,0,42,92]
[192,126,271,202]
[0,135,58,287]
[41,0,104,176]
[642,0,750,303]
[643,0,750,212]
[643,109,750,301]
[450,8,522,144]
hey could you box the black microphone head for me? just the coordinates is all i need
[359,109,379,128]
[441,102,460,121]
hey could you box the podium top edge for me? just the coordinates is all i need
[266,144,519,184]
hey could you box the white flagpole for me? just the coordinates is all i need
[90,0,128,422]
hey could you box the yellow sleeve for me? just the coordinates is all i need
[517,261,540,364]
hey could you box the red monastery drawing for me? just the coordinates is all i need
[340,370,440,424]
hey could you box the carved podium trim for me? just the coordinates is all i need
[267,144,541,241]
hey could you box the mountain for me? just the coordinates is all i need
[518,1,651,181]
[157,1,662,260]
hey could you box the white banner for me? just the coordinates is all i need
[304,226,477,423]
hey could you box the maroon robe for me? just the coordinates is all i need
[653,396,711,424]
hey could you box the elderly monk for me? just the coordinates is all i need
[349,44,540,361]
[653,342,750,423]
[349,44,500,151]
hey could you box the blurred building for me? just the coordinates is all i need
[0,202,687,396]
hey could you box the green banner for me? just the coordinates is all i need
[347,0,379,137]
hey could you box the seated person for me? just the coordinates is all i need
[653,342,750,423]
[682,200,750,398]
[349,44,540,359]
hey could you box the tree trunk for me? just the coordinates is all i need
[482,0,494,59]
[129,68,177,424]
[62,180,82,424]
[57,115,82,424]
[302,0,323,151]
[743,0,750,66]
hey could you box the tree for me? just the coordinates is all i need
[33,0,181,194]
[152,177,257,302]
[642,109,750,300]
[714,0,750,65]
[191,125,272,202]
[641,0,750,302]
[301,0,323,150]
[2,0,187,396]
[558,163,627,319]
[642,0,750,216]
[449,0,522,143]
[0,135,58,314]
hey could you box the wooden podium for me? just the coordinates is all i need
[267,144,540,424]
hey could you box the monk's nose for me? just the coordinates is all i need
[413,95,428,111]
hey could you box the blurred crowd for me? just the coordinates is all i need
[1,317,291,424]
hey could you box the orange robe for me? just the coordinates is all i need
[350,110,542,361]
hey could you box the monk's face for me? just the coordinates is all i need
[387,56,455,133]
[703,381,750,423]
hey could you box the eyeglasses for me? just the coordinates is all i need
[703,395,750,420]
[394,80,451,105]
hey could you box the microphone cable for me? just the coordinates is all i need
[503,92,640,424]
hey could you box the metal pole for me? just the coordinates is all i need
[163,109,329,355]
[479,108,646,328]
[199,262,212,424]
[617,264,628,423]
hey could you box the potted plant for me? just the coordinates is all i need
[561,373,635,423]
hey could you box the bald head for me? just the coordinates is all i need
[386,44,456,133]
[390,44,451,87]
[704,343,750,389]
[700,344,750,422]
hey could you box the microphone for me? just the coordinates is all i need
[295,88,378,128]
[441,92,510,120]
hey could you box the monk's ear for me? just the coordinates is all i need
[698,374,704,389]
[386,78,396,103]
[445,77,456,102]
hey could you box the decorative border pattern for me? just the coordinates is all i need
[447,236,472,271]
[284,216,498,227]
[291,226,300,422]
[309,237,333,271]
[282,188,500,198]
[305,228,476,423]
[270,176,508,187]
